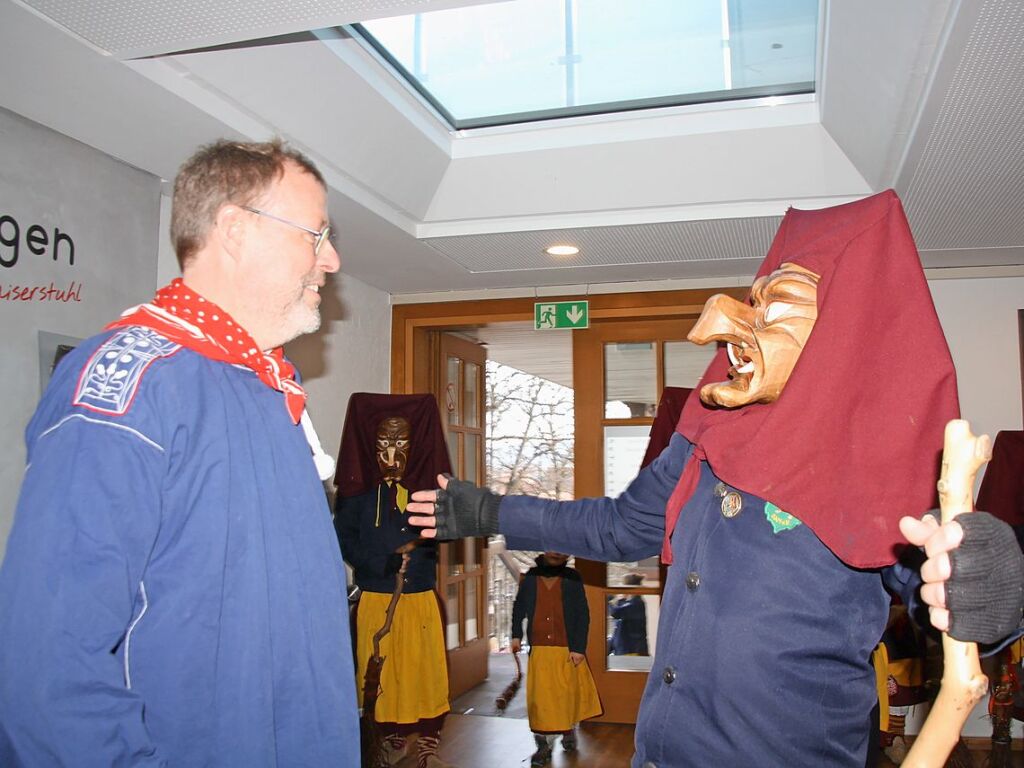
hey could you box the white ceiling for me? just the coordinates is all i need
[2,0,1023,298]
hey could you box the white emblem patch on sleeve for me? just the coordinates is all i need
[73,328,181,415]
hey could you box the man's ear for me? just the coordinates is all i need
[214,204,247,262]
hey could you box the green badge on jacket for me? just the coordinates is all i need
[764,501,802,533]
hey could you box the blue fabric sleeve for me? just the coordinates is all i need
[499,432,690,561]
[0,418,167,766]
[882,556,1024,656]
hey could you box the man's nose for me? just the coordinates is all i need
[319,239,341,274]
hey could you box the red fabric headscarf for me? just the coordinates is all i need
[640,387,693,471]
[666,190,959,568]
[976,431,1024,527]
[333,393,452,498]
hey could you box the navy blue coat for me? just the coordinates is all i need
[501,432,891,768]
[335,484,438,594]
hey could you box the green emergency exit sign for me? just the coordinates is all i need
[534,300,589,330]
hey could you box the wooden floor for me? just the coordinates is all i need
[395,715,634,768]
[387,654,1019,766]
[399,719,1018,767]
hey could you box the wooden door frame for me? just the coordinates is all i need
[390,286,746,710]
[391,288,742,392]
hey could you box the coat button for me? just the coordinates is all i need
[714,482,727,497]
[685,572,700,591]
[643,763,657,768]
[662,666,677,684]
[721,491,743,518]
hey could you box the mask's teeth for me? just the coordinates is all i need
[727,343,740,367]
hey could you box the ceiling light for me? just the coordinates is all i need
[545,245,579,256]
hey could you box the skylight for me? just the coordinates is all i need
[353,0,818,130]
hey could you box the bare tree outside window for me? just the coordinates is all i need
[485,360,574,499]
[486,360,574,649]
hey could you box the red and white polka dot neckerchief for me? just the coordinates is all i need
[107,278,307,424]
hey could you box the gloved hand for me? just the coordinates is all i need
[944,511,1024,643]
[432,476,502,540]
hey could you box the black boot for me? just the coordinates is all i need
[562,728,577,752]
[530,734,552,766]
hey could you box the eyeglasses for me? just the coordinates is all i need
[241,205,333,255]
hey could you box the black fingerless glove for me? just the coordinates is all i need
[433,477,502,540]
[944,511,1024,644]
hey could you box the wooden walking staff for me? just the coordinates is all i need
[903,419,992,767]
[360,546,412,768]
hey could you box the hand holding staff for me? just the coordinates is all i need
[902,419,991,768]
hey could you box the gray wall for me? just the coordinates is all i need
[0,107,161,556]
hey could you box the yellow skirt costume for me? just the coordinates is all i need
[526,645,602,732]
[355,590,450,724]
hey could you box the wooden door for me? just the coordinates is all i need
[572,318,712,723]
[436,333,489,699]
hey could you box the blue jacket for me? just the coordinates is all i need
[0,327,359,767]
[500,432,891,768]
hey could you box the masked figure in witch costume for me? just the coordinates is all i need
[334,393,456,768]
[405,190,1024,767]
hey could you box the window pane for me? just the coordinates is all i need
[606,593,659,672]
[665,341,718,388]
[605,427,662,591]
[448,540,464,578]
[605,342,656,418]
[446,430,459,475]
[465,578,478,643]
[464,432,479,485]
[603,424,650,496]
[358,0,818,128]
[446,583,460,650]
[463,538,478,571]
[465,361,480,428]
[608,556,660,589]
[446,357,461,425]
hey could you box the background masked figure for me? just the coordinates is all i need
[408,191,981,767]
[511,551,602,766]
[334,393,455,768]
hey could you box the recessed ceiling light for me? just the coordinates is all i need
[545,245,579,256]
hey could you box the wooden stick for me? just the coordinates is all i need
[903,419,992,767]
[495,651,522,710]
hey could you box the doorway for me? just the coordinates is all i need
[391,285,745,721]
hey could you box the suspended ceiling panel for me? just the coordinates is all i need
[819,0,953,190]
[424,216,782,274]
[899,0,1024,258]
[18,0,504,58]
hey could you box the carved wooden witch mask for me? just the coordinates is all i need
[688,262,819,408]
[375,415,410,484]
